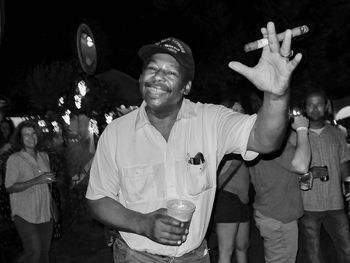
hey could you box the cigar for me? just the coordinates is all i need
[244,25,309,52]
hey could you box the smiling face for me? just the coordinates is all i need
[21,127,38,151]
[139,53,191,116]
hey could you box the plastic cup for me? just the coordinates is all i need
[345,176,350,195]
[166,199,196,228]
[299,172,313,191]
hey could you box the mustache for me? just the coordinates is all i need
[144,81,170,91]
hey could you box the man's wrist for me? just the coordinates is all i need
[264,89,290,101]
[135,212,147,236]
[296,127,308,132]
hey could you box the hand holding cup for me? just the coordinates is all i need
[345,193,350,202]
[142,208,189,246]
[166,199,196,236]
[36,172,56,184]
[292,114,309,131]
[344,177,350,200]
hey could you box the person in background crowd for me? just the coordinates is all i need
[0,119,16,225]
[249,112,310,263]
[299,90,350,263]
[212,96,251,263]
[86,21,302,263]
[40,132,67,241]
[5,120,56,263]
[0,117,15,155]
[346,193,350,217]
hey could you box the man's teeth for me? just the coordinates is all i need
[149,86,167,93]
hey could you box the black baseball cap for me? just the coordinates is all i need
[138,37,195,80]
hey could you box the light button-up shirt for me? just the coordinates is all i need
[5,151,51,223]
[302,124,350,211]
[86,99,257,256]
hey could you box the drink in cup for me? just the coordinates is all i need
[299,172,313,191]
[166,199,196,229]
[345,176,350,195]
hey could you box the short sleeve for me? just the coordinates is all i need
[216,106,258,161]
[85,125,120,201]
[5,154,20,188]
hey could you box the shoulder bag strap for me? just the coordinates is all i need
[217,161,244,191]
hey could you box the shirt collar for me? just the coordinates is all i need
[135,98,196,131]
[309,123,332,135]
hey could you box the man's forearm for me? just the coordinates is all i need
[291,130,311,174]
[248,92,290,153]
[87,197,145,235]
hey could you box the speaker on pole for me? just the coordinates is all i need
[76,23,97,75]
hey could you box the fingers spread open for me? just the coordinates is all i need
[259,27,271,56]
[267,21,279,53]
[260,27,267,38]
[228,61,253,80]
[288,53,303,71]
[280,29,292,57]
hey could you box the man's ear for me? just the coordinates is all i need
[183,81,192,95]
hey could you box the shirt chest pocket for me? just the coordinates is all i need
[121,165,165,203]
[185,162,212,196]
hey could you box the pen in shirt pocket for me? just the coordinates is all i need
[188,152,205,165]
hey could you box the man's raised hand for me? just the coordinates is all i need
[229,21,302,97]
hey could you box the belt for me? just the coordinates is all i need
[110,229,209,260]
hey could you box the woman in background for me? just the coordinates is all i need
[212,96,251,263]
[0,118,16,225]
[5,120,56,263]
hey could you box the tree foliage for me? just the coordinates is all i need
[25,61,80,115]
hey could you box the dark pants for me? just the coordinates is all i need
[299,209,350,263]
[113,233,210,263]
[14,215,53,263]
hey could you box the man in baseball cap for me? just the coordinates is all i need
[138,37,195,81]
[87,22,303,262]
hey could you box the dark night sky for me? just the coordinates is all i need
[0,0,262,77]
[1,0,350,114]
